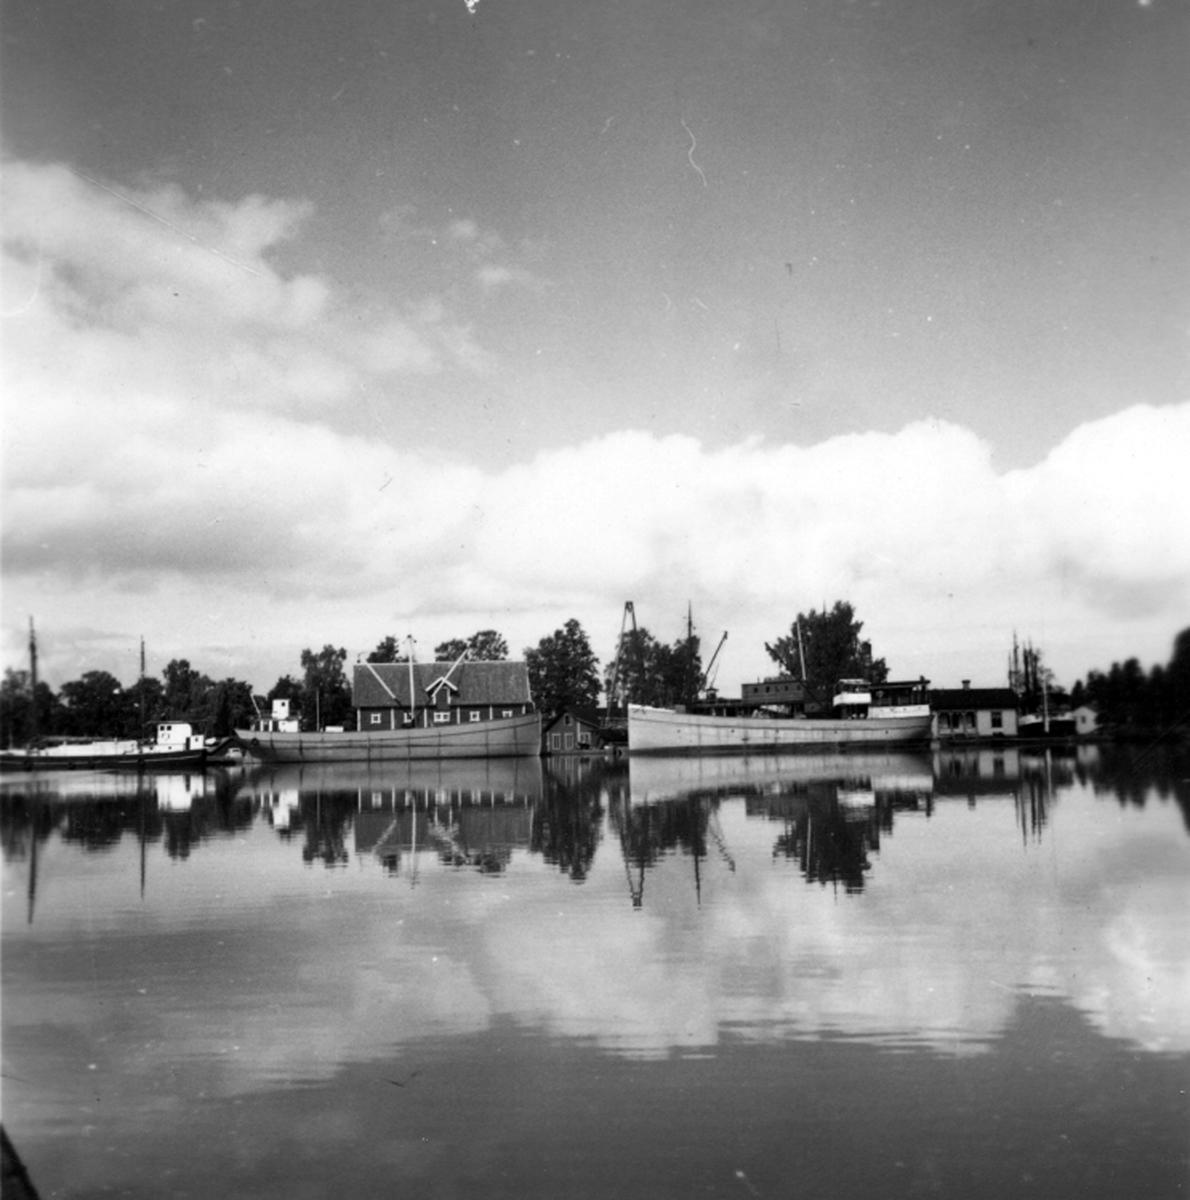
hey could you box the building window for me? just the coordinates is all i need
[469,711,481,722]
[370,713,382,726]
[564,732,574,750]
[564,714,572,725]
[578,732,591,748]
[551,733,561,750]
[965,711,976,731]
[433,711,450,724]
[991,710,1003,730]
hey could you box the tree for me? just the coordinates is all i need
[604,627,703,708]
[0,668,61,745]
[765,601,888,707]
[123,675,165,735]
[58,670,126,737]
[267,674,306,719]
[367,635,408,663]
[211,679,257,736]
[161,659,216,725]
[434,630,509,662]
[299,645,353,729]
[525,619,601,720]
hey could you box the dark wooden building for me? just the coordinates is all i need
[542,706,610,754]
[353,660,534,731]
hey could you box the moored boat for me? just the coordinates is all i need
[628,678,932,754]
[0,722,225,772]
[628,705,933,753]
[236,711,543,763]
[237,656,543,763]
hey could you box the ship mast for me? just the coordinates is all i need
[28,618,39,745]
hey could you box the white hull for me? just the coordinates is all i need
[628,705,933,754]
[237,713,542,763]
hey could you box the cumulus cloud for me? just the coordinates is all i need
[2,158,1187,689]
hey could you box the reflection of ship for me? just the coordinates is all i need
[0,768,213,802]
[628,751,933,806]
[628,680,931,754]
[1,722,225,772]
[617,751,935,901]
[239,756,544,802]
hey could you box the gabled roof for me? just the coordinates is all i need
[930,687,1018,711]
[353,661,532,708]
[542,705,604,735]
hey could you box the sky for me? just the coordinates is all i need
[2,0,1188,698]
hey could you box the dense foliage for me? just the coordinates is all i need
[524,619,602,720]
[0,660,256,744]
[366,629,509,664]
[765,601,888,706]
[1072,627,1190,738]
[603,625,702,710]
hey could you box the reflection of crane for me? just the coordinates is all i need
[707,807,735,872]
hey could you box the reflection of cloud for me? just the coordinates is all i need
[1066,880,1190,1053]
[4,783,1186,1112]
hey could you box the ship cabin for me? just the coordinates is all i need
[739,676,823,716]
[831,679,872,719]
[254,698,300,734]
[152,722,208,751]
[353,660,534,732]
[867,678,932,717]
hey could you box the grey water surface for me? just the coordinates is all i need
[3,744,1187,1198]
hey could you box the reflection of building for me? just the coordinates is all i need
[933,747,1022,797]
[355,803,534,874]
[154,773,210,812]
[931,683,1019,740]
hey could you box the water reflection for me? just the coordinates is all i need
[3,745,1189,1198]
[4,744,1190,905]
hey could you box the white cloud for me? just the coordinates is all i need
[3,159,1187,691]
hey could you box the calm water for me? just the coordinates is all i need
[3,745,1188,1199]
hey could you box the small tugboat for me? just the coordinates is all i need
[1,622,226,771]
[0,722,224,772]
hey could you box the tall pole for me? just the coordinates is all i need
[28,618,39,766]
[407,636,418,729]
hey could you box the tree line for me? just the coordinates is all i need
[1071,627,1190,739]
[0,659,257,746]
[0,602,887,743]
